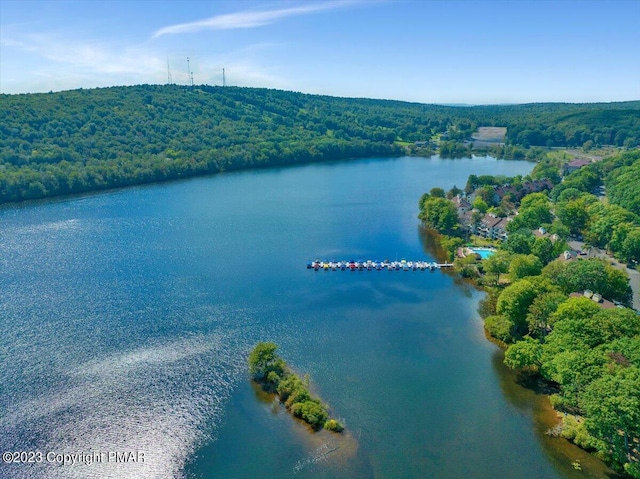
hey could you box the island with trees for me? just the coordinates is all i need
[418,149,640,478]
[248,342,344,433]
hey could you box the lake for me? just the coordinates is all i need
[0,156,611,478]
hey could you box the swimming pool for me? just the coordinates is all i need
[469,247,496,259]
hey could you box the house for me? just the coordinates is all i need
[452,195,472,214]
[491,184,519,205]
[562,159,591,176]
[570,291,617,310]
[492,217,510,241]
[475,213,511,241]
[491,179,553,205]
[533,227,559,242]
[521,178,554,195]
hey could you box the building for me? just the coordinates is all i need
[569,291,617,310]
[562,159,591,176]
[491,179,553,205]
[452,195,472,214]
[474,213,511,241]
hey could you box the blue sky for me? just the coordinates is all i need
[1,0,638,104]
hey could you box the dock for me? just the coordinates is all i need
[306,259,453,271]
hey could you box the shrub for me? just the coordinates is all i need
[324,419,344,432]
[484,315,514,343]
[291,400,329,429]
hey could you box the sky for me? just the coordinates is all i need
[0,0,639,104]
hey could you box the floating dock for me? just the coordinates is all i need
[307,259,453,271]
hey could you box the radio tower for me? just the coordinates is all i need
[167,57,172,84]
[222,68,226,87]
[186,57,192,86]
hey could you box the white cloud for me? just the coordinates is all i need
[152,0,360,38]
[0,24,289,93]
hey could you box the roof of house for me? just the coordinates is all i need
[569,291,616,309]
[480,213,510,229]
[567,159,592,168]
[492,217,510,231]
[453,195,472,210]
[492,179,552,201]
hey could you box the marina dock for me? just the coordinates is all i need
[307,259,453,271]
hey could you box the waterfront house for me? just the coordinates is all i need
[452,195,472,214]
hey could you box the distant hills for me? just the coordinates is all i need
[1,84,639,203]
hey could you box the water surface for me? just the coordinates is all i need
[0,156,609,478]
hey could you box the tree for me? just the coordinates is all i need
[531,236,555,265]
[554,259,632,306]
[609,222,635,255]
[248,342,284,380]
[496,279,538,338]
[526,290,566,335]
[418,196,460,235]
[472,196,489,213]
[549,219,570,240]
[446,185,462,199]
[440,235,465,262]
[502,232,534,254]
[482,250,511,285]
[430,187,445,198]
[291,400,329,429]
[508,254,543,281]
[476,185,496,206]
[484,315,514,343]
[504,337,542,370]
[620,227,640,264]
[582,367,640,478]
[543,297,605,356]
[584,202,638,250]
[555,197,594,235]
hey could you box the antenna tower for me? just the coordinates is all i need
[222,68,226,87]
[186,57,192,86]
[167,58,172,84]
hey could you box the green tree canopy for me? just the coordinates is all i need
[508,254,543,281]
[582,367,640,477]
[418,196,460,235]
[248,342,284,380]
[482,250,511,285]
[542,258,632,305]
[496,279,539,337]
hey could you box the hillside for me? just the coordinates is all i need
[0,84,639,203]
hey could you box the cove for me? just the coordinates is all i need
[0,156,612,479]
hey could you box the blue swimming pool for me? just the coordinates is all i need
[470,248,496,259]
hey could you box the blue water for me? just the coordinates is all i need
[470,248,496,259]
[0,156,606,479]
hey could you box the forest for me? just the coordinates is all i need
[419,149,640,477]
[1,84,639,203]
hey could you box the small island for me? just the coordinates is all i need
[248,342,344,433]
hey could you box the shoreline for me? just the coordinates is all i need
[419,226,620,478]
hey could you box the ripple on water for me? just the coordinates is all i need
[0,333,247,479]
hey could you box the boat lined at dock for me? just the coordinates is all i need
[306,259,453,271]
